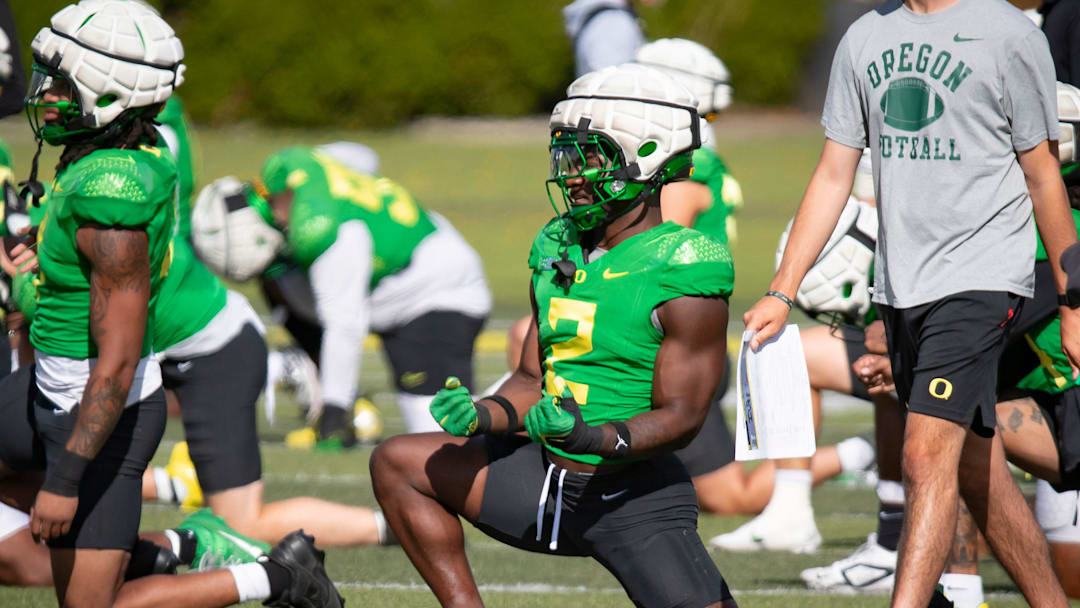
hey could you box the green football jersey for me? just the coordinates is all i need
[1015,315,1077,394]
[1017,208,1080,393]
[530,218,735,465]
[30,146,176,359]
[151,95,228,352]
[689,147,743,245]
[157,95,196,239]
[262,147,436,286]
[1035,208,1080,262]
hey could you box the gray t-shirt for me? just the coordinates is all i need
[822,0,1059,307]
[563,0,644,77]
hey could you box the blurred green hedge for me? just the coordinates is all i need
[14,0,825,127]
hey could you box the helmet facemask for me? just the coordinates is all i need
[546,130,693,232]
[546,131,647,231]
[25,60,89,146]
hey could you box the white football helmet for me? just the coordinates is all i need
[548,64,700,229]
[0,26,11,83]
[1058,81,1080,166]
[635,38,732,117]
[191,177,284,282]
[776,196,878,325]
[27,0,185,144]
[316,142,380,175]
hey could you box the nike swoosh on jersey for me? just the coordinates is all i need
[600,489,629,501]
[602,269,629,279]
[218,530,267,559]
[953,33,981,42]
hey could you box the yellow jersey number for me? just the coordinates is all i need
[314,152,420,227]
[543,297,596,405]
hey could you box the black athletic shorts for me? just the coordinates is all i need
[1028,387,1080,492]
[36,388,167,550]
[675,355,735,477]
[0,364,44,471]
[879,291,1020,437]
[476,435,732,608]
[837,325,872,401]
[378,311,485,395]
[162,323,266,493]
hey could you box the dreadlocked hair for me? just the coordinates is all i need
[56,105,163,174]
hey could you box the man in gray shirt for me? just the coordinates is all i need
[745,0,1080,606]
[563,0,646,77]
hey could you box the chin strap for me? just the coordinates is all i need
[18,137,45,207]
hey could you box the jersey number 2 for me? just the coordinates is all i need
[544,297,596,404]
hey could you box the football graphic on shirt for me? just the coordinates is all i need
[880,77,945,131]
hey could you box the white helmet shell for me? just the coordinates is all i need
[550,63,700,182]
[191,177,284,283]
[775,196,878,322]
[30,0,185,129]
[1058,81,1080,165]
[0,26,11,82]
[635,38,732,115]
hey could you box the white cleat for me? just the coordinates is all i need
[799,533,896,594]
[708,509,822,554]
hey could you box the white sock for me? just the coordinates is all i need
[939,573,984,608]
[373,510,398,546]
[228,563,272,602]
[397,393,443,433]
[152,467,175,503]
[836,436,875,472]
[765,469,813,514]
[877,479,905,505]
[163,529,183,560]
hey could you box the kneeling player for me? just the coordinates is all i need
[370,64,737,608]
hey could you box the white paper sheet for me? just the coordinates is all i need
[734,324,817,461]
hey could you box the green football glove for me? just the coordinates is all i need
[429,377,490,436]
[524,389,605,454]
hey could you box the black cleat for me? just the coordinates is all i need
[926,586,955,608]
[262,530,344,608]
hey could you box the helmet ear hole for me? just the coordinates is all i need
[96,93,118,108]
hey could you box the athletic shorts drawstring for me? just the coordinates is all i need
[534,462,568,551]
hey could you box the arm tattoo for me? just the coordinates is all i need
[67,226,150,461]
[67,375,128,459]
[1007,407,1023,433]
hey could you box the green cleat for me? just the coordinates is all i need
[177,508,271,570]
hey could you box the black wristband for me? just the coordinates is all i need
[478,394,518,430]
[41,450,90,498]
[609,421,632,458]
[472,402,492,434]
[765,290,794,309]
[1062,242,1080,302]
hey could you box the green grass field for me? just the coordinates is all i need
[0,112,1066,606]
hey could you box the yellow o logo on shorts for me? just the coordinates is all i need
[928,378,953,400]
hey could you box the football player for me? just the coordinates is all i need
[191,147,491,445]
[0,2,341,606]
[370,63,737,608]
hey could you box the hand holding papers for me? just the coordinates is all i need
[735,324,816,461]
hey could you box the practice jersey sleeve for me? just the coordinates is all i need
[821,32,869,150]
[1004,29,1061,152]
[62,150,171,228]
[310,220,373,408]
[660,233,735,302]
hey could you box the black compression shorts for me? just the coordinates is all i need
[476,435,733,608]
[36,388,167,550]
[162,323,266,494]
